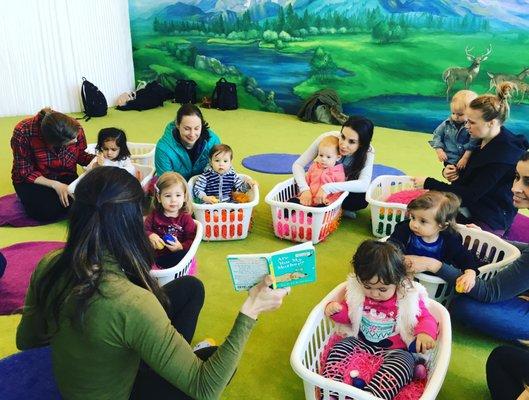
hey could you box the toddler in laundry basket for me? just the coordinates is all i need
[323,240,438,400]
[193,144,255,204]
[388,190,480,293]
[145,172,197,269]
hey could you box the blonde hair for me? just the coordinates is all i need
[154,172,192,214]
[469,82,515,124]
[408,191,461,233]
[451,90,478,111]
[318,135,340,154]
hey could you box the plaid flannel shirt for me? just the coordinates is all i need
[11,112,94,184]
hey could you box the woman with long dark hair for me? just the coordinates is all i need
[292,116,375,217]
[155,104,221,180]
[16,167,288,400]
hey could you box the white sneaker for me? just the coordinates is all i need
[342,210,357,219]
[193,338,216,352]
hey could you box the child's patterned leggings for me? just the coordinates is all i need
[323,336,415,400]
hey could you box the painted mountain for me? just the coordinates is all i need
[130,0,529,29]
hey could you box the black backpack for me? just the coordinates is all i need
[211,78,238,110]
[80,77,107,121]
[116,81,173,111]
[174,79,197,104]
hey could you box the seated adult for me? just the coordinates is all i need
[408,152,529,343]
[10,108,94,221]
[16,167,288,400]
[292,116,375,217]
[155,104,220,180]
[413,83,529,237]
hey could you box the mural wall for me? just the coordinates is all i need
[129,0,529,136]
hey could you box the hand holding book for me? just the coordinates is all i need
[240,275,290,320]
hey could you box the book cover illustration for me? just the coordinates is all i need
[227,242,316,291]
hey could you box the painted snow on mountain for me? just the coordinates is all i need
[130,0,529,29]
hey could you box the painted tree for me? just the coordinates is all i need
[310,47,337,82]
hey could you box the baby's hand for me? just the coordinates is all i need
[415,333,436,353]
[96,153,105,167]
[202,196,219,204]
[165,238,183,252]
[455,270,476,293]
[324,301,343,317]
[245,177,258,187]
[456,157,469,170]
[435,148,447,162]
[148,233,165,250]
[412,177,426,189]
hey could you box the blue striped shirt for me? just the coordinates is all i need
[193,166,248,202]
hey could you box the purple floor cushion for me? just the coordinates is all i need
[506,213,529,243]
[242,153,302,174]
[0,241,65,315]
[0,193,62,227]
[241,153,405,179]
[0,346,61,400]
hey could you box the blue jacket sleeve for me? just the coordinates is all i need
[464,137,480,151]
[429,122,446,149]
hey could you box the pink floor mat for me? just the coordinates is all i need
[0,241,65,315]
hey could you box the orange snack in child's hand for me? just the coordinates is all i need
[455,282,465,293]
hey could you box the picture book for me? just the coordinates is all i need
[227,242,316,291]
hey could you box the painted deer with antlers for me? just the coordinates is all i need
[442,45,492,100]
[487,67,529,91]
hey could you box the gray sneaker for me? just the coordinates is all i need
[342,210,357,219]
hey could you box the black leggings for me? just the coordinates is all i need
[286,192,368,211]
[155,251,187,269]
[131,276,214,400]
[13,175,76,222]
[341,192,368,212]
[487,345,529,400]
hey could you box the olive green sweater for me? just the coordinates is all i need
[16,251,256,400]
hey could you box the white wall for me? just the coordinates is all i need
[0,0,135,117]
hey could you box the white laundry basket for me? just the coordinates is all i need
[265,178,348,244]
[381,224,521,306]
[135,164,155,190]
[366,175,414,237]
[86,142,156,166]
[149,220,203,286]
[290,282,452,400]
[188,174,259,241]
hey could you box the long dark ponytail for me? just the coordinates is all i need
[35,167,167,330]
[342,116,374,180]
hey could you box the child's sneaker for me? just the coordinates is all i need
[193,337,216,352]
[342,210,357,219]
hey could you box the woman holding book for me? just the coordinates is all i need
[16,167,289,400]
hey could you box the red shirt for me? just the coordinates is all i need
[11,111,94,184]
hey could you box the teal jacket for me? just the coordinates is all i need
[155,122,221,180]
